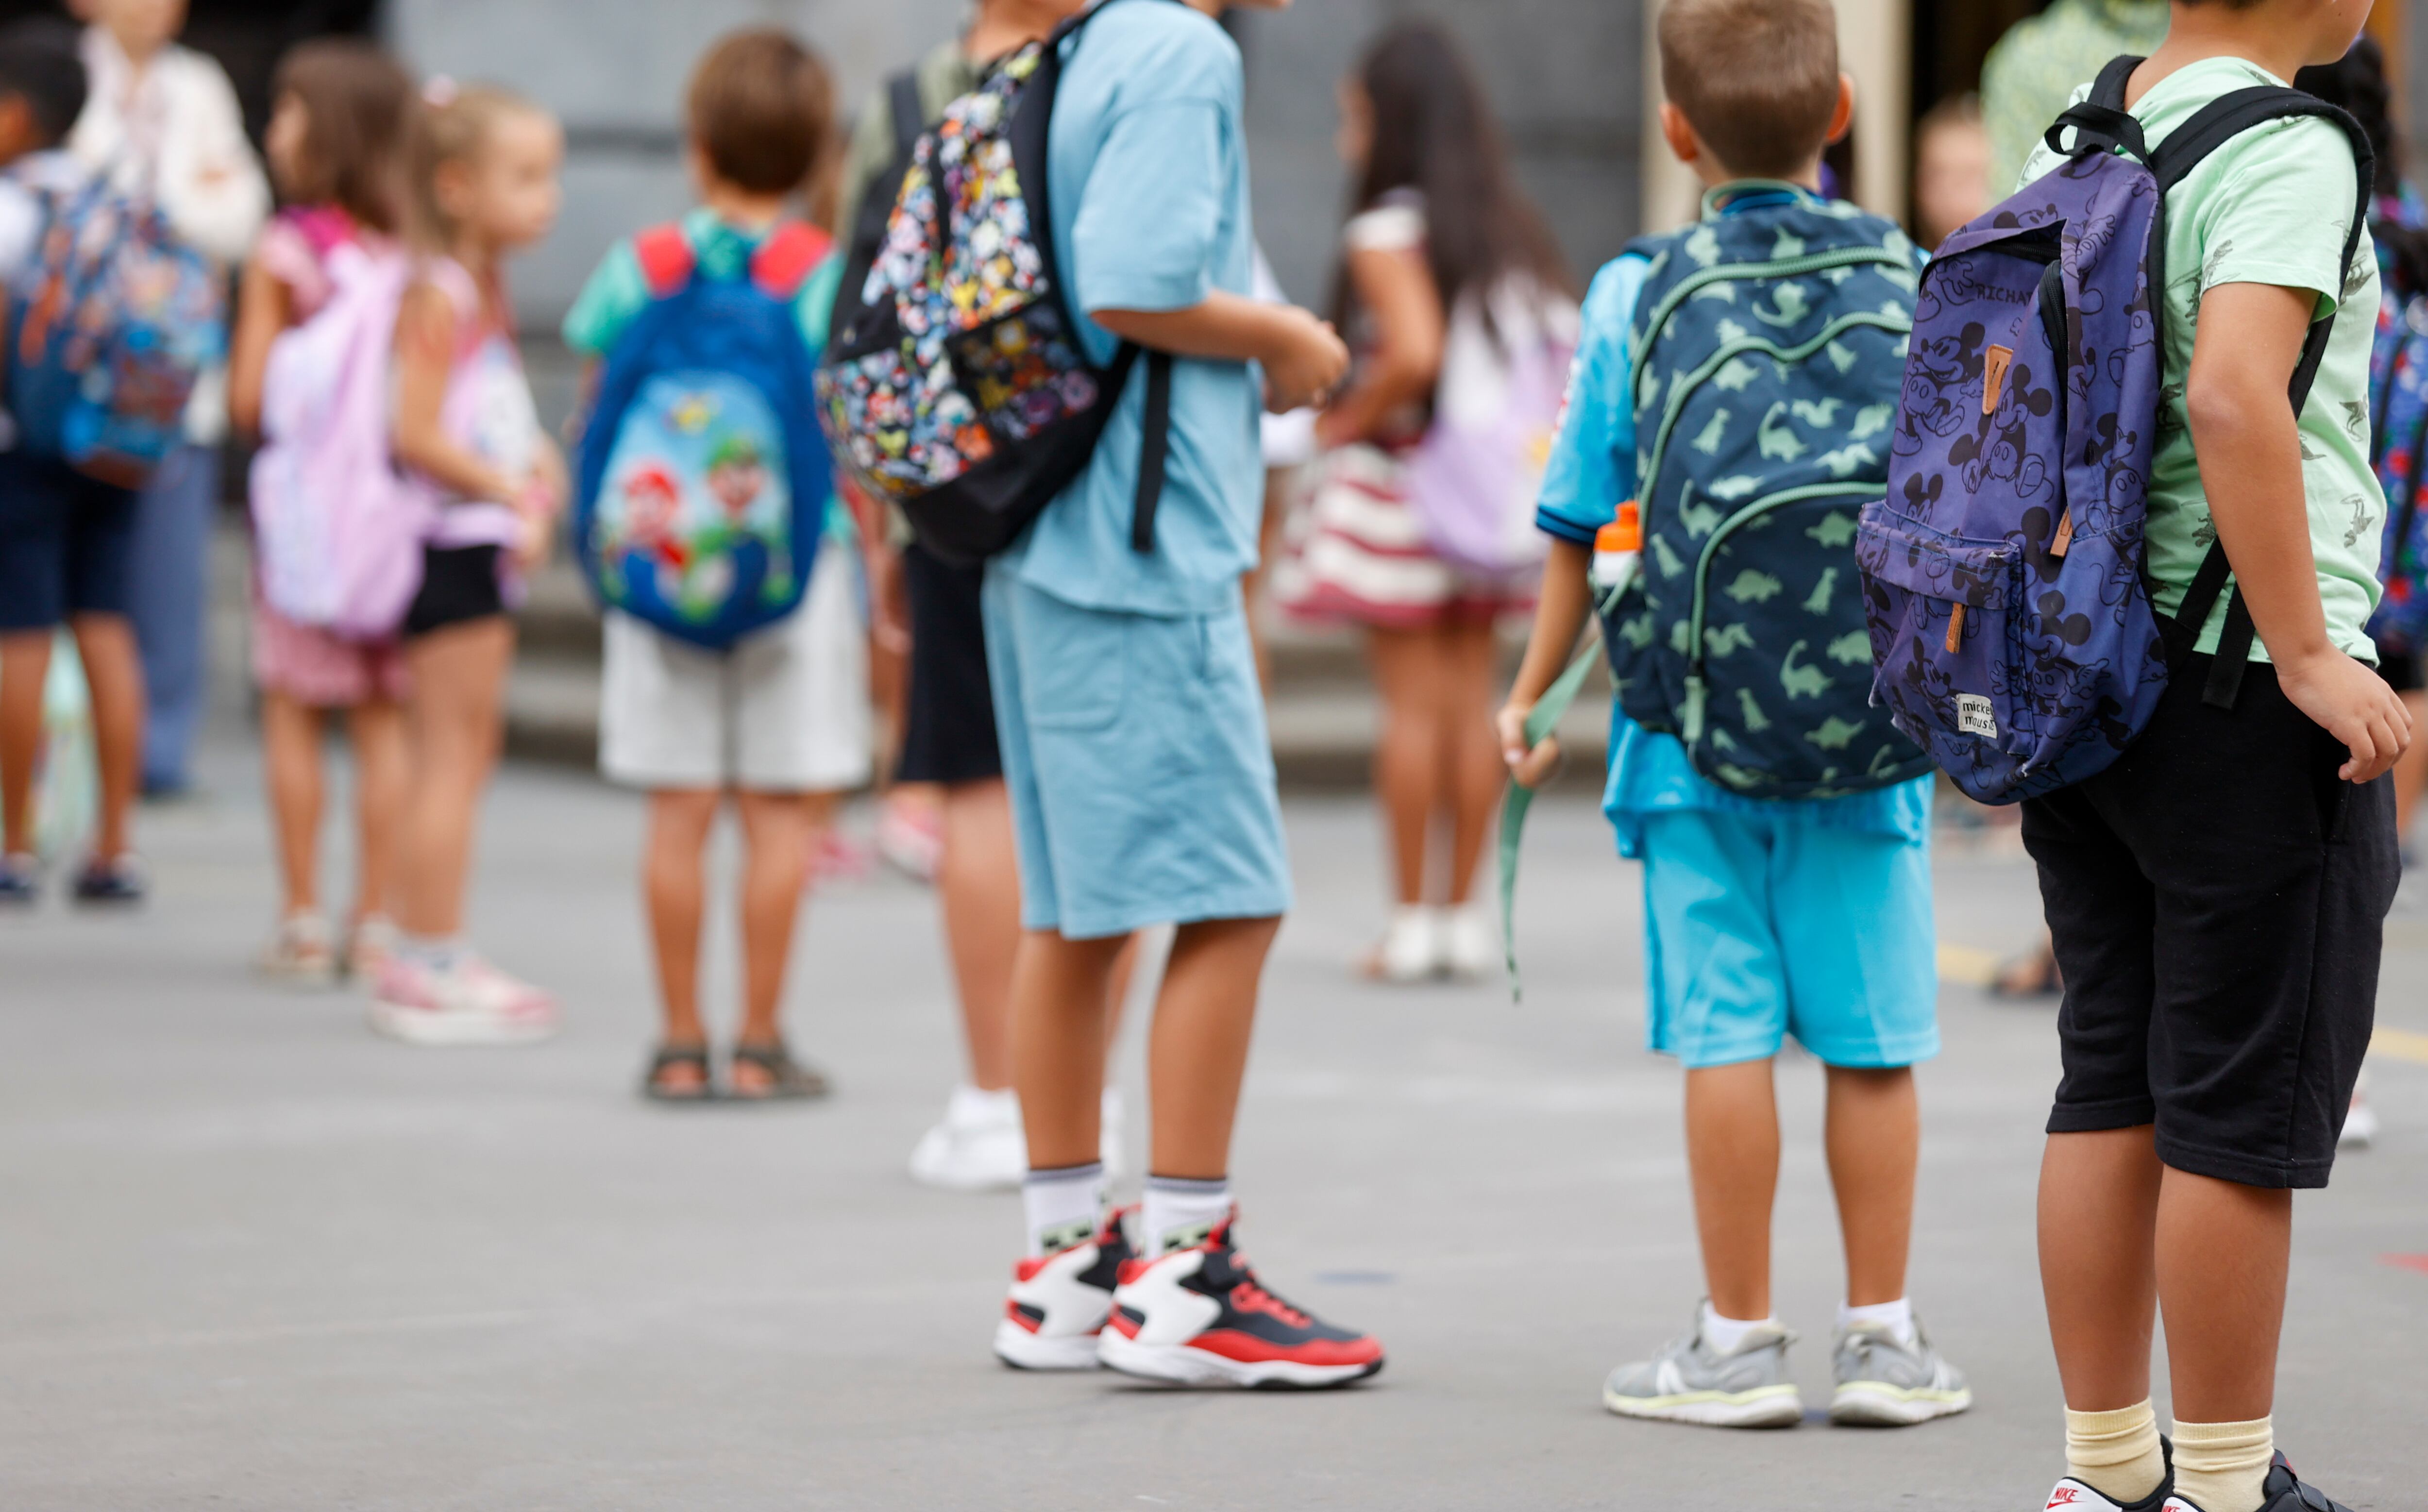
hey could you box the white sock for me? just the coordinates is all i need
[1838,1296,1917,1347]
[1699,1300,1775,1356]
[1141,1174,1231,1256]
[1020,1161,1103,1258]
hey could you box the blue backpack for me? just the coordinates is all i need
[573,222,835,650]
[1602,188,1933,799]
[1856,57,2372,804]
[7,169,223,487]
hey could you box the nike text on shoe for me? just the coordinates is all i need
[994,1206,1135,1371]
[1602,1306,1804,1428]
[1096,1213,1383,1389]
[2163,1451,2353,1512]
[1829,1312,1972,1426]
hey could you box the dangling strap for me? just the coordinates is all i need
[1130,350,1174,553]
[633,224,694,299]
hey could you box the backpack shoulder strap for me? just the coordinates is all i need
[633,223,696,299]
[2149,87,2375,707]
[750,222,834,300]
[887,68,924,166]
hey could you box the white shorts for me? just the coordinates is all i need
[599,544,872,792]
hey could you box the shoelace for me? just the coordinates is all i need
[1228,1274,1311,1329]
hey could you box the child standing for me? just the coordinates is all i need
[565,30,864,1100]
[225,39,415,982]
[980,0,1382,1387]
[2018,7,2404,1512]
[369,82,567,1045]
[0,25,137,907]
[1500,0,1969,1429]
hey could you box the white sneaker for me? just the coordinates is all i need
[1366,905,1443,984]
[2339,1070,2377,1150]
[258,912,338,987]
[993,1206,1136,1371]
[910,1086,1026,1192]
[1440,902,1499,982]
[370,952,559,1046]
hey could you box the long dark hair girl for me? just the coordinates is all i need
[1332,20,1574,332]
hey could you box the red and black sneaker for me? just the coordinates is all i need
[1097,1211,1384,1388]
[993,1206,1137,1371]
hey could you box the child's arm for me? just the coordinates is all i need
[392,281,554,566]
[1091,292,1349,414]
[2188,281,2413,781]
[1315,246,1444,449]
[1496,539,1596,789]
[224,255,290,441]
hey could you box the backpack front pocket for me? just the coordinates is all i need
[1855,509,2032,760]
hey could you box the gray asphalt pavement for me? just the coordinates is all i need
[2,732,2423,1510]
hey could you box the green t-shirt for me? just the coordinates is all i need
[2022,57,2385,663]
[1980,0,2172,195]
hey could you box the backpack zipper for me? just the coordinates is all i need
[1631,245,1914,367]
[1678,481,1884,747]
[1638,310,1914,490]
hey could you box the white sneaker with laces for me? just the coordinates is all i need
[1441,902,1499,981]
[910,1086,1026,1191]
[370,952,559,1046]
[1369,905,1443,983]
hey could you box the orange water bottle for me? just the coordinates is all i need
[1592,502,1641,594]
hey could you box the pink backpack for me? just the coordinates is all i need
[250,233,432,640]
[1403,276,1578,579]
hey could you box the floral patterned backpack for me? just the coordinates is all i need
[815,0,1174,564]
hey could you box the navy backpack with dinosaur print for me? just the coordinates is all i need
[1603,186,1933,799]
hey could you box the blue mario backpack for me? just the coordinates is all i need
[573,221,834,649]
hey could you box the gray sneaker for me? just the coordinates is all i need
[1602,1305,1804,1428]
[1827,1312,1971,1426]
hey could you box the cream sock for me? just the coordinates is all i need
[2172,1416,2272,1512]
[2064,1399,2167,1505]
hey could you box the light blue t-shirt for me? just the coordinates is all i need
[1000,0,1263,618]
[1537,195,1933,856]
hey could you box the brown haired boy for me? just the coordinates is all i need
[563,29,870,1100]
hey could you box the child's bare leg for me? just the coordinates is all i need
[1685,1058,1781,1321]
[0,630,55,854]
[2039,1127,2162,1411]
[393,619,512,938]
[70,613,144,861]
[1366,625,1441,906]
[643,789,719,1062]
[1147,915,1280,1178]
[1011,928,1128,1167]
[939,777,1022,1090]
[2155,1168,2290,1423]
[2394,689,2428,838]
[1823,1064,1918,1307]
[261,692,324,916]
[1439,617,1503,906]
[347,699,408,923]
[734,790,821,1068]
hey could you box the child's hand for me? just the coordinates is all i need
[1497,699,1562,790]
[2277,647,2414,782]
[1263,309,1349,415]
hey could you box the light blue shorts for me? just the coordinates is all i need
[1639,806,1939,1070]
[981,570,1291,940]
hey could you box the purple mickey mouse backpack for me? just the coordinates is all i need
[1856,56,2372,803]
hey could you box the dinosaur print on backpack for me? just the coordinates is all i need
[1601,186,1932,799]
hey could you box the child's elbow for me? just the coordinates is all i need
[2182,372,2259,442]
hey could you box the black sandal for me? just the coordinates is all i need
[727,1040,830,1101]
[641,1043,715,1103]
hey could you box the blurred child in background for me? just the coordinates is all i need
[1305,21,1573,983]
[369,82,566,1045]
[69,0,269,798]
[566,30,861,1100]
[1910,93,1991,250]
[0,24,132,907]
[226,39,416,983]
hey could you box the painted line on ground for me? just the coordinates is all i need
[2374,1026,2428,1065]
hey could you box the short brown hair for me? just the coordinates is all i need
[274,39,414,233]
[687,29,833,195]
[1658,0,1842,179]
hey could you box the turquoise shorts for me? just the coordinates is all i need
[1639,806,1939,1070]
[981,570,1291,940]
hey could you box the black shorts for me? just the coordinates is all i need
[0,450,139,632]
[2375,643,2422,694]
[894,540,1002,785]
[403,544,506,638]
[2021,652,2395,1188]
